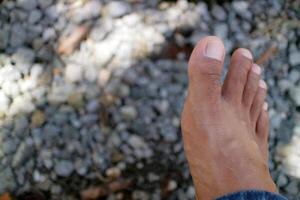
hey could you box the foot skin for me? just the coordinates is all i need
[181,36,277,200]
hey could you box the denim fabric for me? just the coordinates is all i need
[215,190,287,200]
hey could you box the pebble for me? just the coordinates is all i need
[121,106,138,120]
[211,5,227,21]
[8,95,35,116]
[28,9,42,24]
[289,85,300,106]
[289,51,300,66]
[37,0,53,8]
[12,142,34,167]
[0,30,8,49]
[0,91,10,113]
[104,1,131,18]
[0,168,16,194]
[31,110,46,127]
[65,64,83,83]
[55,160,74,177]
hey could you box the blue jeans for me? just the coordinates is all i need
[216,190,287,200]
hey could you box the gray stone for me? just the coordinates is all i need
[37,0,53,8]
[0,167,16,193]
[3,139,17,154]
[10,23,26,47]
[42,28,56,41]
[104,1,131,18]
[289,86,300,106]
[0,91,10,113]
[65,63,83,83]
[43,124,61,138]
[289,51,300,66]
[0,30,9,49]
[276,173,288,187]
[86,99,99,113]
[47,84,73,104]
[28,9,42,24]
[214,23,228,39]
[121,106,137,120]
[17,0,37,10]
[71,0,102,23]
[12,141,35,167]
[285,180,299,195]
[211,5,227,21]
[55,160,74,177]
[12,47,35,74]
[232,1,252,19]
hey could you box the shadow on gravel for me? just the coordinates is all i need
[1,0,300,199]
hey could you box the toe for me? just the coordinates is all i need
[242,64,262,109]
[250,80,267,127]
[187,36,225,104]
[222,48,253,106]
[256,103,269,161]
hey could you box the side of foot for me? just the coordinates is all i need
[181,36,277,199]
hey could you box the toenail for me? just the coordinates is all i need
[259,80,267,89]
[252,64,261,75]
[205,41,224,61]
[263,102,268,111]
[240,49,253,60]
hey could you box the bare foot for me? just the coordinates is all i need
[181,36,277,199]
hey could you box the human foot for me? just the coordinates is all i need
[181,36,277,200]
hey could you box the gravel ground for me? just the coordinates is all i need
[0,0,300,199]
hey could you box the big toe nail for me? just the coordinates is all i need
[187,36,225,100]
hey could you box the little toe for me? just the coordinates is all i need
[256,103,269,161]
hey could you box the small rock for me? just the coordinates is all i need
[12,141,35,167]
[71,0,102,23]
[214,23,228,39]
[68,91,84,108]
[31,110,46,127]
[232,1,249,13]
[121,106,137,120]
[43,124,60,138]
[276,173,288,187]
[65,63,83,83]
[0,30,9,49]
[55,160,74,177]
[0,168,16,193]
[0,91,10,113]
[166,180,177,191]
[86,99,99,113]
[28,9,42,24]
[104,1,131,18]
[17,0,37,10]
[106,167,121,179]
[132,190,149,200]
[285,180,299,195]
[3,139,17,154]
[211,5,227,21]
[37,0,53,8]
[289,85,300,106]
[289,51,300,66]
[8,95,35,116]
[43,28,56,41]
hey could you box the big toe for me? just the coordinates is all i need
[187,36,225,104]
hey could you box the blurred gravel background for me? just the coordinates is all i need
[0,0,300,199]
